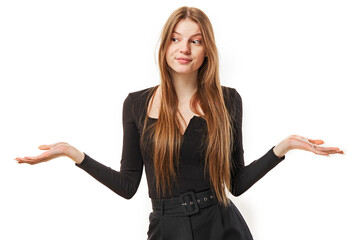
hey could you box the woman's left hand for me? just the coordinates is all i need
[273,135,344,158]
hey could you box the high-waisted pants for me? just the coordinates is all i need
[147,198,253,240]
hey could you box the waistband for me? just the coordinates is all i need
[151,188,218,217]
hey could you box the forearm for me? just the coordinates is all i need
[75,153,142,199]
[231,146,285,196]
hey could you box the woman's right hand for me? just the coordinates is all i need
[15,142,85,165]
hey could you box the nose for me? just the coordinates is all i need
[180,42,190,55]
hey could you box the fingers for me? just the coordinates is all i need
[308,139,324,145]
[38,144,51,150]
[15,145,52,164]
[14,151,51,164]
[310,145,344,156]
[15,142,68,165]
[14,157,38,164]
[289,135,324,146]
[301,137,343,156]
[303,144,329,156]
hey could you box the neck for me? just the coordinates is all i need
[171,71,198,102]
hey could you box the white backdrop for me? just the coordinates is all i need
[1,0,359,239]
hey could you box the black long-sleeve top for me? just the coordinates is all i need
[76,86,284,200]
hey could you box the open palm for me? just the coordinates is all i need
[287,135,343,156]
[15,142,70,165]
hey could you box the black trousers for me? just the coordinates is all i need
[147,199,253,240]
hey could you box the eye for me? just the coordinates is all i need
[192,39,202,44]
[171,37,179,42]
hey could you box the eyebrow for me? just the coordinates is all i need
[173,31,202,37]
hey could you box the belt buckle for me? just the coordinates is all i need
[179,191,200,216]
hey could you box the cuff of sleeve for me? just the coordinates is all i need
[270,146,285,161]
[75,152,90,168]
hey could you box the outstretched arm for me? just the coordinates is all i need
[14,93,144,200]
[227,88,343,197]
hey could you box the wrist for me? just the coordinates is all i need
[65,145,85,164]
[273,138,290,159]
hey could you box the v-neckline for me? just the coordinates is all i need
[145,86,203,136]
[147,115,201,136]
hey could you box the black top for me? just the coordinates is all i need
[76,86,284,200]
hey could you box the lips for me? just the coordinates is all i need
[176,57,192,64]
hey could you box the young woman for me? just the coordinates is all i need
[15,6,343,240]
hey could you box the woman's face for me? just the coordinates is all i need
[165,18,206,75]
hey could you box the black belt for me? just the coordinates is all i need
[151,188,218,217]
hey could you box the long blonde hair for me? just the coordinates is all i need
[142,6,233,206]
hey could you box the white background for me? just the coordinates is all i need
[1,0,359,239]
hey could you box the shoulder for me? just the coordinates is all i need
[221,85,242,108]
[124,85,158,106]
[123,85,158,124]
[128,86,158,102]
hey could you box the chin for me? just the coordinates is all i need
[171,65,197,74]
